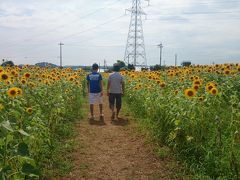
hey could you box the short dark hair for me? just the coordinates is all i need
[92,63,99,70]
[113,63,120,72]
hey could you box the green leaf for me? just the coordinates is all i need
[18,143,29,156]
[6,134,13,144]
[21,163,40,176]
[0,165,11,173]
[9,110,21,119]
[1,121,13,132]
[18,156,36,167]
[18,129,30,136]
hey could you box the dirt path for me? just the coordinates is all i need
[61,95,182,180]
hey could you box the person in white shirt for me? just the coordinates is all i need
[107,63,125,121]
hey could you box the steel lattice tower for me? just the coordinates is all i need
[124,0,148,67]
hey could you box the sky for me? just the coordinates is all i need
[0,0,240,66]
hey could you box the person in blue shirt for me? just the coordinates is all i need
[86,63,104,121]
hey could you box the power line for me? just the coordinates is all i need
[0,0,123,50]
[3,14,126,59]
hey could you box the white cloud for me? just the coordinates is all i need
[0,0,239,66]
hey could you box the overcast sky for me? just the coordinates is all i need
[0,0,239,66]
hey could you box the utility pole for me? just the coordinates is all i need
[157,43,163,66]
[58,42,64,68]
[104,59,106,70]
[175,54,178,66]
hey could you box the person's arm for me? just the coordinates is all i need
[86,75,90,93]
[99,74,103,96]
[121,78,125,96]
[100,80,103,96]
[107,79,111,96]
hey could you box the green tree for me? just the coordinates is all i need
[116,60,126,69]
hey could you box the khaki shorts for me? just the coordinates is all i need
[89,93,103,105]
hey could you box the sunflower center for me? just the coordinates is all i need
[10,90,16,95]
[2,74,8,80]
[208,86,213,90]
[188,91,194,96]
[212,90,216,94]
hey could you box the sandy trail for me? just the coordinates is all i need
[61,94,180,180]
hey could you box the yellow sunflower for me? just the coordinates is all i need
[206,84,214,92]
[20,78,27,85]
[193,85,199,91]
[210,88,218,96]
[160,82,166,88]
[0,72,9,81]
[16,88,23,96]
[7,87,20,98]
[174,90,179,95]
[24,72,31,79]
[184,88,196,98]
[25,107,33,114]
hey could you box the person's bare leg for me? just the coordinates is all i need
[90,104,94,119]
[99,104,103,115]
[110,104,115,120]
[116,107,121,119]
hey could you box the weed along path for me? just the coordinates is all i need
[61,94,182,180]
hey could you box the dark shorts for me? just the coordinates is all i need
[109,93,122,109]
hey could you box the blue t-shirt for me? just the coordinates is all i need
[86,72,102,93]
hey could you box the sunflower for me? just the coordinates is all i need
[28,82,36,88]
[179,77,185,82]
[184,88,196,98]
[25,107,33,114]
[20,78,27,85]
[16,88,23,96]
[198,97,204,101]
[34,73,40,78]
[193,80,201,85]
[130,74,135,78]
[24,72,31,78]
[7,87,20,98]
[160,82,166,88]
[174,90,179,95]
[193,85,199,91]
[224,69,230,75]
[44,79,50,85]
[10,70,18,77]
[68,76,75,81]
[206,84,214,92]
[75,81,80,85]
[210,88,218,96]
[41,73,46,78]
[0,72,9,81]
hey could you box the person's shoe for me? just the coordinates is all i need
[100,114,104,121]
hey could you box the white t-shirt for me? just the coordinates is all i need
[108,72,124,94]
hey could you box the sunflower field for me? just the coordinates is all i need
[0,65,84,179]
[123,63,240,179]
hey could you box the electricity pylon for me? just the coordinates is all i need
[124,0,149,67]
